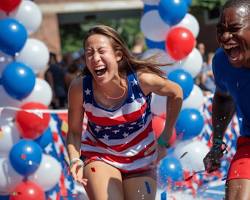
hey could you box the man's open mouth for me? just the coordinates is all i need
[223,44,242,63]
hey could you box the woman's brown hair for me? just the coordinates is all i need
[82,25,168,77]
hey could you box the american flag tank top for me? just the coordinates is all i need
[81,71,157,172]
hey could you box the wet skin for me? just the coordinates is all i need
[217,6,250,68]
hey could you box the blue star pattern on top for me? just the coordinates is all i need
[80,70,157,172]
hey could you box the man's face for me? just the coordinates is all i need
[217,6,250,68]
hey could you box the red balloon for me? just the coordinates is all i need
[152,114,177,146]
[10,181,46,200]
[159,113,166,119]
[16,102,51,139]
[152,115,165,139]
[0,0,21,13]
[166,27,196,61]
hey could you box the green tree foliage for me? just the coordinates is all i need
[60,0,227,53]
[192,0,227,10]
[60,18,141,54]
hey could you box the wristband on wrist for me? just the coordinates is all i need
[212,138,224,147]
[213,138,223,144]
[69,158,84,169]
[212,138,227,152]
[157,137,169,148]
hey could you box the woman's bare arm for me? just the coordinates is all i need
[138,72,183,142]
[66,77,85,161]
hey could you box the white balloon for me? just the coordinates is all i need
[9,0,42,34]
[0,157,23,194]
[29,154,62,191]
[0,52,12,75]
[173,140,209,172]
[0,86,21,108]
[16,38,49,73]
[151,93,167,116]
[182,85,204,110]
[140,10,170,42]
[0,85,21,120]
[180,48,203,78]
[174,13,200,38]
[141,48,160,59]
[0,121,20,156]
[162,61,184,75]
[142,0,160,5]
[141,49,183,75]
[23,78,52,106]
[141,48,175,64]
[0,112,17,126]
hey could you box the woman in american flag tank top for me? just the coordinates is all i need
[66,25,183,200]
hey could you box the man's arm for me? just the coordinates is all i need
[212,89,235,144]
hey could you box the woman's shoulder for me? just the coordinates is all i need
[69,76,84,93]
[135,70,164,96]
[67,76,85,104]
[137,70,161,84]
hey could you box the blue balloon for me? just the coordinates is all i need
[176,108,204,140]
[35,128,53,148]
[9,139,42,176]
[1,61,35,100]
[143,4,158,13]
[185,0,192,6]
[158,156,183,185]
[168,69,193,99]
[158,0,188,26]
[0,18,27,56]
[145,38,165,50]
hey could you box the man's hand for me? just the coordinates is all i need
[203,145,224,173]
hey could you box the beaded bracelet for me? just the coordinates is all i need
[211,138,227,152]
[212,138,224,147]
[69,158,84,169]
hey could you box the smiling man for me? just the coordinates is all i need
[203,0,250,200]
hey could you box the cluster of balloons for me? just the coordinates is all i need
[0,1,60,199]
[141,0,197,60]
[0,0,50,101]
[141,0,207,188]
[157,139,209,188]
[142,0,205,142]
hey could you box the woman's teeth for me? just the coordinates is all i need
[95,66,107,76]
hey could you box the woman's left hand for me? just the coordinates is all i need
[156,145,167,163]
[145,141,167,169]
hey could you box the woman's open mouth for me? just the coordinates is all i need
[94,65,107,77]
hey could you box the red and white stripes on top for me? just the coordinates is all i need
[80,71,157,172]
